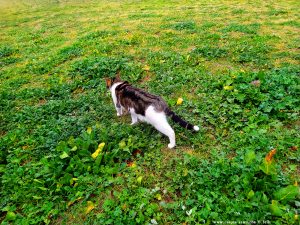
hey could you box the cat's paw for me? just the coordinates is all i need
[130,122,138,126]
[168,143,176,149]
[117,113,121,117]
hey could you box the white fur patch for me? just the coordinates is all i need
[128,106,176,148]
[193,126,199,131]
[110,82,122,114]
[145,106,176,148]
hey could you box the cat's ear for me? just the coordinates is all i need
[104,77,112,89]
[115,70,121,81]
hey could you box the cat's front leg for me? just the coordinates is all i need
[130,112,138,125]
[116,107,122,116]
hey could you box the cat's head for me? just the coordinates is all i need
[104,73,122,89]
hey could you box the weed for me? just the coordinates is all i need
[0,46,15,58]
[0,46,19,67]
[268,9,288,16]
[191,46,228,60]
[232,8,246,14]
[162,21,196,32]
[222,23,261,35]
[231,36,272,64]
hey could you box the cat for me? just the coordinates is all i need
[105,75,199,149]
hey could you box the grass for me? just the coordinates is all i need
[0,0,300,224]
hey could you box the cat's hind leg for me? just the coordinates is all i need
[154,120,176,148]
[146,106,175,148]
[154,121,176,149]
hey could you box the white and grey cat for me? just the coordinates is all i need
[105,75,199,148]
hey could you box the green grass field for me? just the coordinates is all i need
[0,0,299,224]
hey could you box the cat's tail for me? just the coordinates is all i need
[165,109,199,131]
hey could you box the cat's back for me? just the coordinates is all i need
[116,82,168,112]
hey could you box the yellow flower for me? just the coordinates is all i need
[143,65,150,71]
[155,193,162,200]
[67,197,82,207]
[91,143,105,159]
[85,201,95,214]
[176,97,183,105]
[223,86,234,91]
[70,177,78,185]
[265,149,276,162]
[137,176,143,184]
[87,127,92,134]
